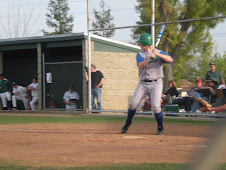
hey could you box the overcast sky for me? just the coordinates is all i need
[0,0,139,40]
[0,0,225,54]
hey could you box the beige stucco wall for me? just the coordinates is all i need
[83,39,139,111]
[93,51,139,110]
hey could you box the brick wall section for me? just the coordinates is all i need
[83,39,139,111]
[92,51,139,110]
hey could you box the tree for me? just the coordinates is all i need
[0,0,43,38]
[188,52,226,83]
[92,0,115,38]
[133,0,226,91]
[42,0,74,35]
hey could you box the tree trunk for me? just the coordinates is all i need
[163,64,173,93]
[162,20,192,92]
[160,0,172,92]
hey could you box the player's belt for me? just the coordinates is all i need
[142,79,158,82]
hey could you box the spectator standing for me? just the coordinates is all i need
[85,64,104,111]
[12,82,29,110]
[205,63,225,86]
[63,85,79,111]
[26,76,38,110]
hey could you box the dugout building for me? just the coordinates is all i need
[0,33,140,112]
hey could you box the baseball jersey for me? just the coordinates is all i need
[0,78,11,93]
[63,91,79,102]
[13,85,27,97]
[136,50,172,80]
[28,83,38,97]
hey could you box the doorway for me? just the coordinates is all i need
[45,62,83,110]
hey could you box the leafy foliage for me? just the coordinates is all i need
[92,0,115,38]
[42,0,74,35]
[133,0,226,89]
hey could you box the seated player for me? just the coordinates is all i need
[63,85,79,111]
[12,82,29,110]
[26,76,38,110]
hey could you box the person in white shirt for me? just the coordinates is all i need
[12,82,29,110]
[63,85,79,111]
[26,76,38,110]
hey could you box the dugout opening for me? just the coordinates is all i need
[43,46,83,110]
[2,49,37,87]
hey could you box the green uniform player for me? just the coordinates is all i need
[0,73,12,110]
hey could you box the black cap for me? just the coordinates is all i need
[209,63,216,66]
[207,78,218,85]
[69,85,74,89]
[0,73,4,76]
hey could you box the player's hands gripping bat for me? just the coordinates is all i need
[149,24,165,60]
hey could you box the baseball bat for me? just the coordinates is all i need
[155,24,165,47]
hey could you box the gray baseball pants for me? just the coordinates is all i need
[129,79,163,113]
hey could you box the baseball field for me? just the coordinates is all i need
[0,113,225,170]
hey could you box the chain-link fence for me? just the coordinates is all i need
[87,0,226,116]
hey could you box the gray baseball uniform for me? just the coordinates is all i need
[129,49,166,113]
[121,33,173,135]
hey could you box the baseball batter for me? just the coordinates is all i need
[121,33,173,135]
[63,85,79,111]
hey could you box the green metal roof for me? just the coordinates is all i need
[0,32,140,53]
[0,33,85,45]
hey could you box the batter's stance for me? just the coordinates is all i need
[121,33,173,135]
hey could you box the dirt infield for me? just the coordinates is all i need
[0,122,224,168]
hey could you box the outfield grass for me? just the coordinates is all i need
[0,160,226,170]
[0,160,187,170]
[0,114,218,125]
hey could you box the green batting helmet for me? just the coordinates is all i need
[137,33,152,46]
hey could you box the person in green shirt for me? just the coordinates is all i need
[0,73,12,110]
[205,63,225,86]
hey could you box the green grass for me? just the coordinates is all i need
[0,160,187,170]
[0,114,218,126]
[0,161,180,170]
[0,161,226,170]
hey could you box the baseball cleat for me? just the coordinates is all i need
[121,122,131,134]
[156,126,164,135]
